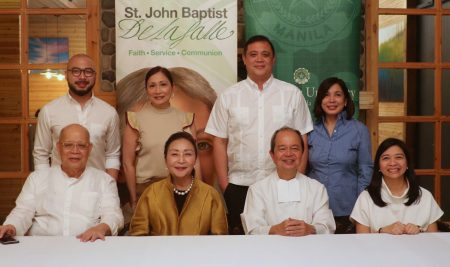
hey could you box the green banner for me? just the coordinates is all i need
[245,0,361,118]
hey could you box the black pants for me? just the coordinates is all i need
[223,183,249,235]
[334,216,355,234]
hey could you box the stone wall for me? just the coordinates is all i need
[100,0,116,92]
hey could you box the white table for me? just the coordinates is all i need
[2,233,450,267]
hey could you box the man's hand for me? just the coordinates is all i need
[269,218,316,236]
[0,224,16,238]
[76,223,111,242]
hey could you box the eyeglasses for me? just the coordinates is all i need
[67,68,96,77]
[61,142,90,151]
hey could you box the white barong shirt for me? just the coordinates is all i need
[4,166,124,236]
[205,76,313,186]
[241,172,336,235]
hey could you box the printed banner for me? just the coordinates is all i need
[115,0,237,94]
[245,0,361,118]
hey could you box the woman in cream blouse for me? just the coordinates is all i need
[351,138,443,234]
[122,66,194,211]
[129,132,227,235]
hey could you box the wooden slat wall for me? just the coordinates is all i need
[0,124,21,172]
[0,70,21,117]
[28,73,67,117]
[378,102,406,143]
[0,0,20,9]
[0,179,24,223]
[0,15,20,64]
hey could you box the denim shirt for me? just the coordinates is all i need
[307,112,373,216]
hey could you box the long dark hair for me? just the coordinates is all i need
[313,77,355,121]
[367,138,421,207]
[164,131,197,177]
[144,66,173,88]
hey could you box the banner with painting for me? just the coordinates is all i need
[245,0,361,118]
[115,0,236,185]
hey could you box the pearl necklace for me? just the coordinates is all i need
[173,177,194,196]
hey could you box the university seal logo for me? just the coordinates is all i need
[293,68,310,85]
[246,0,358,47]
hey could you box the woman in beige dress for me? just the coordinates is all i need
[122,66,195,211]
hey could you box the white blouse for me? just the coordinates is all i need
[350,179,443,232]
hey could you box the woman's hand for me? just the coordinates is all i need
[404,223,421,235]
[130,200,137,212]
[380,221,405,235]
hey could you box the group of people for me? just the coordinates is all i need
[0,35,444,241]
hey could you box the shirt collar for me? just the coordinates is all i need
[66,92,94,106]
[338,111,348,122]
[58,165,87,182]
[272,171,302,203]
[381,178,410,204]
[316,111,348,132]
[245,75,274,91]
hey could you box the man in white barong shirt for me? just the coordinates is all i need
[0,124,123,242]
[241,127,335,235]
[206,35,313,234]
[33,54,121,179]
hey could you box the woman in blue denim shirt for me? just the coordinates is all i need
[307,77,373,234]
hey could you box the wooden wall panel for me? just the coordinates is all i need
[0,178,24,224]
[0,70,21,117]
[0,124,21,172]
[28,73,67,118]
[378,102,406,144]
[0,0,20,9]
[0,15,20,64]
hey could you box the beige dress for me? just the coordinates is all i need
[127,103,193,188]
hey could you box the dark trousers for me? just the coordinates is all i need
[223,183,249,235]
[334,216,355,234]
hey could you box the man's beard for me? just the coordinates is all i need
[68,82,94,96]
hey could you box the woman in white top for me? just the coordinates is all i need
[350,138,443,234]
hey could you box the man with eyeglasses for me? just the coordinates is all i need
[33,54,121,179]
[0,124,123,241]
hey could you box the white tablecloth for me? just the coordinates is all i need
[2,233,450,267]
